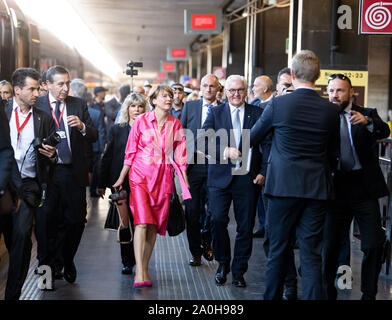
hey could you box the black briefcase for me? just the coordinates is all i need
[167,192,186,236]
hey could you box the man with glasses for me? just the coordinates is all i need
[180,74,220,267]
[170,83,185,119]
[250,50,340,300]
[323,73,389,300]
[200,75,264,287]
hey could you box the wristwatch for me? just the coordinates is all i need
[365,116,373,125]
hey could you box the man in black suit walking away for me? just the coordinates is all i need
[250,50,340,300]
[36,65,97,286]
[323,74,389,300]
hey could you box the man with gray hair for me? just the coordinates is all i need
[201,74,264,287]
[69,78,87,100]
[250,50,340,299]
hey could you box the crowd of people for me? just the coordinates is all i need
[0,49,389,300]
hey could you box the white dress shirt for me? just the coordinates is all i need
[9,99,36,178]
[201,99,218,126]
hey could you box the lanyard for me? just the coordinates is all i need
[15,108,32,143]
[50,101,65,129]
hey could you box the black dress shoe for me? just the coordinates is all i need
[215,264,230,285]
[253,228,265,238]
[232,274,246,287]
[189,256,202,266]
[64,263,77,283]
[122,266,133,275]
[202,243,214,261]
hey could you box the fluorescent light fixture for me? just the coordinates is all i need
[15,0,122,80]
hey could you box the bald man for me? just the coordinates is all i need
[251,76,274,107]
[180,74,221,267]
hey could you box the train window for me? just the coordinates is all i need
[0,14,15,80]
[18,26,30,67]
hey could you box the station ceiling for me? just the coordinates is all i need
[67,0,245,81]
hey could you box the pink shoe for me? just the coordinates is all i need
[143,281,152,287]
[133,281,144,288]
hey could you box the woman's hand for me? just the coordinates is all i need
[112,178,123,190]
[182,171,190,189]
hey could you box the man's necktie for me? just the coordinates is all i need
[55,101,72,164]
[233,108,242,149]
[339,112,355,172]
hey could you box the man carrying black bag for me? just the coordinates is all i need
[3,68,58,300]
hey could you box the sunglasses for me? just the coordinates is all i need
[328,73,352,87]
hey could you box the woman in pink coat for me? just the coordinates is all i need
[114,85,191,287]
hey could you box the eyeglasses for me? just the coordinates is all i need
[227,88,245,95]
[328,73,352,87]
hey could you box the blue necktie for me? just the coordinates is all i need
[339,112,355,172]
[55,101,72,164]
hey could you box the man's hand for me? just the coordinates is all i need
[253,174,265,186]
[38,144,56,158]
[67,115,84,130]
[225,147,242,160]
[350,110,369,125]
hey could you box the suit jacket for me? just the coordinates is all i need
[98,123,130,188]
[180,99,203,166]
[201,102,263,189]
[4,101,57,187]
[0,100,14,192]
[88,106,106,153]
[104,97,121,132]
[36,94,98,186]
[337,104,389,199]
[250,88,340,200]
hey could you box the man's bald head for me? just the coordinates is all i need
[252,75,274,101]
[200,74,220,103]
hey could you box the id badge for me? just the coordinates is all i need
[57,131,66,139]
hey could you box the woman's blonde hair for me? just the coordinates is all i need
[118,92,148,125]
[148,85,173,107]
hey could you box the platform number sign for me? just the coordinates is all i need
[359,0,392,34]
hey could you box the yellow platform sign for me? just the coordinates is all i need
[315,69,368,107]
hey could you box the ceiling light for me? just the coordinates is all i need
[15,0,122,80]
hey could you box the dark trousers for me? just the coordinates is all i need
[208,175,258,276]
[323,198,385,300]
[185,164,209,257]
[264,197,326,300]
[199,182,212,245]
[90,152,101,195]
[43,165,87,270]
[5,179,42,300]
[255,189,266,232]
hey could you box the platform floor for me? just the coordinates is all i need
[1,192,392,300]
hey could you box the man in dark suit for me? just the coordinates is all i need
[250,50,340,299]
[0,100,14,205]
[323,74,389,300]
[87,102,106,197]
[36,65,97,286]
[104,88,121,132]
[200,75,264,287]
[180,74,221,267]
[169,83,185,119]
[3,68,57,299]
[250,75,274,107]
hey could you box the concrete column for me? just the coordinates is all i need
[367,36,390,121]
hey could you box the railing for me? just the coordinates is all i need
[378,138,392,275]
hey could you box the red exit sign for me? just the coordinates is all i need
[359,0,392,34]
[191,14,216,29]
[171,48,187,58]
[162,63,175,71]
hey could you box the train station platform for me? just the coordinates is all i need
[1,193,392,301]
